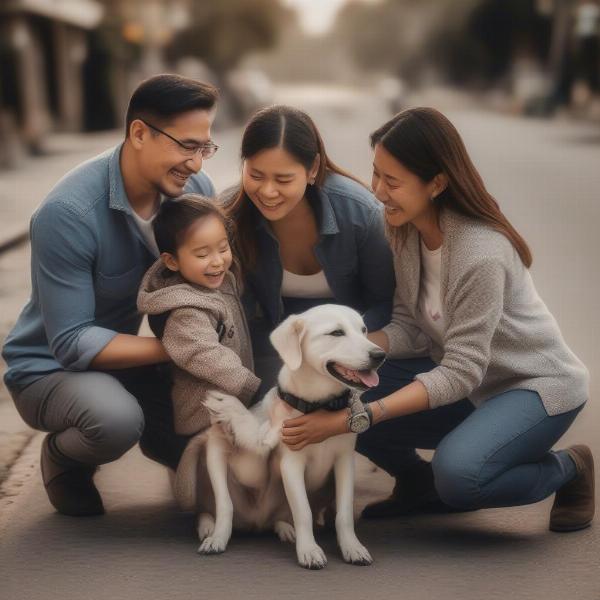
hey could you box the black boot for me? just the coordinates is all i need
[40,433,104,517]
[361,462,465,519]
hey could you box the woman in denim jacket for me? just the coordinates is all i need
[224,105,394,386]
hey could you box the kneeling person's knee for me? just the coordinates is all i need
[84,398,145,461]
[432,446,481,509]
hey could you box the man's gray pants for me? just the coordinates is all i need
[9,365,188,470]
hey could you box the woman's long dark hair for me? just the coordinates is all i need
[224,105,364,273]
[371,107,532,267]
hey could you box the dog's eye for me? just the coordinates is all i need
[328,329,345,337]
[361,326,367,334]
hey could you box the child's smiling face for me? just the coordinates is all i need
[161,214,233,289]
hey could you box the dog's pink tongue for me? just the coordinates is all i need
[357,370,379,388]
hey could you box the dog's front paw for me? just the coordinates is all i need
[204,390,243,425]
[296,542,327,570]
[340,541,373,566]
[197,535,229,555]
[274,520,296,543]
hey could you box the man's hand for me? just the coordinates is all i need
[281,409,349,451]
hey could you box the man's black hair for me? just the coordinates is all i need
[125,73,219,137]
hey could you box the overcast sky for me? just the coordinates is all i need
[283,0,377,35]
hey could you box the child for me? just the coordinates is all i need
[137,194,261,437]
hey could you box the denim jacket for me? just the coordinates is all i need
[2,143,214,390]
[242,172,395,357]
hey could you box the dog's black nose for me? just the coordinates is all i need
[369,349,386,362]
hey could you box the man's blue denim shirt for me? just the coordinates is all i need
[2,143,214,391]
[243,172,395,356]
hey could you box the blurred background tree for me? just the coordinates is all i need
[334,0,552,89]
[434,0,552,88]
[166,0,293,120]
[167,0,292,77]
[333,0,479,84]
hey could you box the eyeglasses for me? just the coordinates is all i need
[140,119,219,159]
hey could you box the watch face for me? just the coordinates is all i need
[350,414,370,434]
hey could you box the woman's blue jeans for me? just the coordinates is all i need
[357,357,583,510]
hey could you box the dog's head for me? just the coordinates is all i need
[269,304,386,394]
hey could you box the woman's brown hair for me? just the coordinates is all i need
[224,105,365,273]
[371,107,532,267]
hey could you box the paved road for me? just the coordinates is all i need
[0,86,599,600]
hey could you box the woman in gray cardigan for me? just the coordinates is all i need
[281,107,594,533]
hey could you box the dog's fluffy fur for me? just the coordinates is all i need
[173,304,385,569]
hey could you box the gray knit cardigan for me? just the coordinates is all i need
[382,209,589,416]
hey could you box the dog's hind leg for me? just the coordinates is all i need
[197,513,215,541]
[334,451,372,566]
[274,520,296,543]
[197,436,233,555]
[173,434,206,512]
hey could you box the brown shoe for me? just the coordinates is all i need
[549,445,595,532]
[41,434,104,517]
[361,462,469,519]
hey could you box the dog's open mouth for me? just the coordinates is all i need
[326,362,380,390]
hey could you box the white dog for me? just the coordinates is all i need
[173,304,386,569]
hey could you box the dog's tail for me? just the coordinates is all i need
[173,433,205,511]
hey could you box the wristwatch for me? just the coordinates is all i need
[347,401,373,434]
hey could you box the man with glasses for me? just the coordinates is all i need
[2,74,219,516]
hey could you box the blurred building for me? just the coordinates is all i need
[0,0,192,168]
[0,0,104,165]
[100,0,192,121]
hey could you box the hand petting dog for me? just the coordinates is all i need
[282,409,348,450]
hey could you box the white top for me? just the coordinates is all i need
[281,269,335,299]
[131,208,160,256]
[418,237,445,346]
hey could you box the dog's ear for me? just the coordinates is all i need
[270,315,305,371]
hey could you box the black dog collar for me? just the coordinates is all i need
[277,386,351,414]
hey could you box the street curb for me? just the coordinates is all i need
[0,432,41,533]
[0,230,29,255]
[0,429,35,484]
